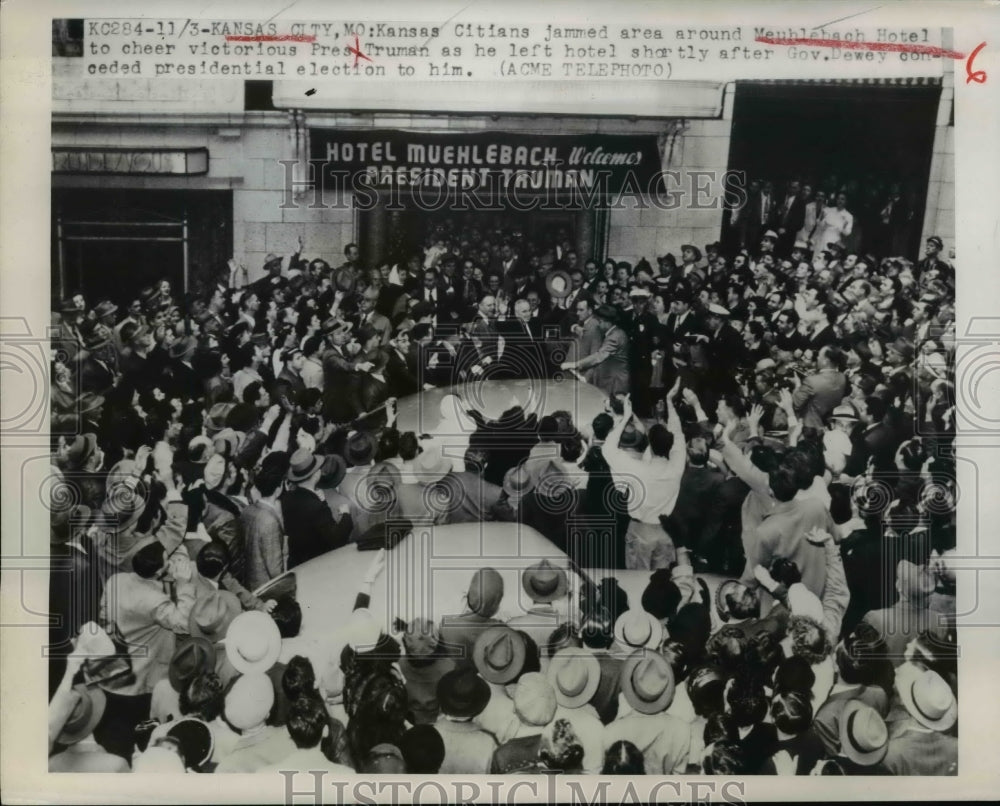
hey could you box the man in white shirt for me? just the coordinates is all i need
[602,381,686,570]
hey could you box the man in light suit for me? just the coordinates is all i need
[792,344,850,431]
[571,296,604,363]
[356,287,392,348]
[561,305,630,398]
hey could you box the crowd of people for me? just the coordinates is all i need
[48,212,957,775]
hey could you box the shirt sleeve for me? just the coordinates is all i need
[151,580,197,633]
[721,440,771,497]
[820,541,850,642]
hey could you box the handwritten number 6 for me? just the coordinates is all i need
[966,42,987,84]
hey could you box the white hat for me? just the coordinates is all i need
[224,672,275,730]
[628,286,652,298]
[898,667,957,731]
[613,608,664,651]
[224,611,281,674]
[707,303,730,317]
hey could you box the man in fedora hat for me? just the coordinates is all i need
[604,649,690,774]
[48,678,129,772]
[433,667,497,773]
[882,663,957,775]
[506,559,570,649]
[281,448,352,568]
[544,647,604,773]
[76,320,118,398]
[437,568,507,670]
[149,637,216,724]
[164,335,200,400]
[561,304,630,399]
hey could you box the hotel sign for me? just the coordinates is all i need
[310,129,661,193]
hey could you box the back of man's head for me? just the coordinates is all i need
[687,436,709,466]
[286,695,327,749]
[768,462,800,503]
[591,413,613,441]
[647,424,673,459]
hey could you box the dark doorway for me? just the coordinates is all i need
[52,189,232,306]
[724,81,941,259]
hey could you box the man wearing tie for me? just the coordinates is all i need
[420,268,451,325]
[356,287,392,348]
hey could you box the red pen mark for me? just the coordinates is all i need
[755,36,965,59]
[966,41,987,84]
[347,35,373,68]
[225,34,316,43]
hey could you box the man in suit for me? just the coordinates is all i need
[776,179,807,257]
[571,296,603,363]
[355,287,392,348]
[500,299,544,379]
[661,288,701,348]
[274,346,308,405]
[433,448,502,524]
[623,287,659,417]
[561,305,630,399]
[54,299,85,363]
[732,179,771,251]
[385,328,420,397]
[417,269,453,324]
[493,242,522,279]
[666,436,724,559]
[702,303,744,405]
[76,322,119,398]
[280,449,353,569]
[792,345,849,431]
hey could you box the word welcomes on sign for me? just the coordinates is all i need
[310,130,661,193]
[52,147,210,175]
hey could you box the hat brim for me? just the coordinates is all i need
[188,592,242,644]
[288,455,324,483]
[545,270,573,298]
[521,569,569,604]
[839,700,889,765]
[57,686,107,745]
[472,626,528,685]
[546,650,600,708]
[900,676,957,731]
[613,610,664,651]
[225,611,283,674]
[620,649,675,715]
[168,637,217,693]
